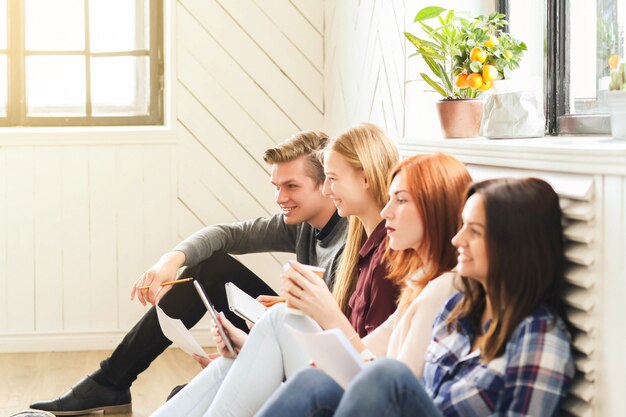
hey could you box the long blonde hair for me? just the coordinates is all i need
[329,123,400,314]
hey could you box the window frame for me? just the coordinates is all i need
[0,0,163,127]
[498,0,613,136]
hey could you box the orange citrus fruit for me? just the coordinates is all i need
[484,34,499,48]
[455,74,469,88]
[479,81,493,91]
[467,73,484,89]
[470,47,487,63]
[609,54,620,69]
[482,65,498,82]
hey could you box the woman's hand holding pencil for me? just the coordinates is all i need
[256,295,286,308]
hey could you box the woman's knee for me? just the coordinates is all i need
[288,368,338,393]
[356,358,415,389]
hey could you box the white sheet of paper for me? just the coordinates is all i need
[156,305,209,359]
[288,326,365,389]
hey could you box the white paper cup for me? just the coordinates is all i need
[285,264,325,315]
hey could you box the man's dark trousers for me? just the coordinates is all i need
[99,251,276,389]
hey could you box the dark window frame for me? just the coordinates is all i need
[498,0,613,136]
[0,0,163,127]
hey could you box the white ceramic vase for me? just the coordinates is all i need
[608,90,626,140]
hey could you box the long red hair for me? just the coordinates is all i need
[385,153,472,312]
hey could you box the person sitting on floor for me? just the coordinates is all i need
[257,177,575,417]
[29,130,348,415]
[150,123,402,417]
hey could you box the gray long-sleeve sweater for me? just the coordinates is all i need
[173,212,348,289]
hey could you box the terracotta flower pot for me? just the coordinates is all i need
[436,99,483,138]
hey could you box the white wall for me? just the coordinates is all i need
[0,0,325,352]
[1,0,501,352]
[174,0,324,291]
[0,135,177,351]
[323,0,495,139]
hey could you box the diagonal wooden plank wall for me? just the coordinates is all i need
[324,0,407,140]
[175,0,324,291]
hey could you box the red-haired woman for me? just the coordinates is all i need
[257,177,574,417]
[281,152,472,377]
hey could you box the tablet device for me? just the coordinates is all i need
[225,282,267,324]
[192,280,237,357]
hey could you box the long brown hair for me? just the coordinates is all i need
[447,178,566,361]
[329,123,400,314]
[385,153,472,312]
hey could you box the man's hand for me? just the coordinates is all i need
[130,251,186,306]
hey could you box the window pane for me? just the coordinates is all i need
[25,0,84,51]
[90,0,148,52]
[0,0,7,50]
[91,56,149,116]
[26,56,85,116]
[569,0,624,115]
[508,0,546,85]
[0,55,6,116]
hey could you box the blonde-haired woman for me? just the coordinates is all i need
[326,123,401,336]
[150,123,401,417]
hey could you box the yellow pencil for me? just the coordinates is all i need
[140,277,193,290]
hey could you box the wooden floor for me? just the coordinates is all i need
[0,349,202,417]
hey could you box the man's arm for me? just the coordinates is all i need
[131,214,299,305]
[174,213,299,267]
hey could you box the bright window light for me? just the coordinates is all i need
[1,0,163,126]
[91,56,149,116]
[0,0,6,50]
[26,55,86,116]
[25,0,85,51]
[0,55,6,117]
[90,0,148,52]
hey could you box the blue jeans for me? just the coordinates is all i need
[256,358,444,417]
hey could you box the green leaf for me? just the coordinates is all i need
[446,9,455,23]
[420,72,448,97]
[404,32,424,49]
[420,22,447,45]
[418,48,446,61]
[408,36,441,51]
[414,6,446,22]
[469,61,482,73]
[441,68,453,93]
[423,56,443,77]
[404,33,446,60]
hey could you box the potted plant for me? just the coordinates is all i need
[608,59,626,140]
[404,6,526,138]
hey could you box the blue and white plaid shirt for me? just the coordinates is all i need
[422,292,575,417]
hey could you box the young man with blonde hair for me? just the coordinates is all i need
[30,131,348,416]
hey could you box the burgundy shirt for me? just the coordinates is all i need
[348,220,400,337]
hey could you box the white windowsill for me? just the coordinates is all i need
[398,135,626,176]
[0,124,177,146]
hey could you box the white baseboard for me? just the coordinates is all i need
[0,328,215,353]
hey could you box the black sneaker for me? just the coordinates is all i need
[29,376,131,416]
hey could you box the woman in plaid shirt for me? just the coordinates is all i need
[256,177,575,417]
